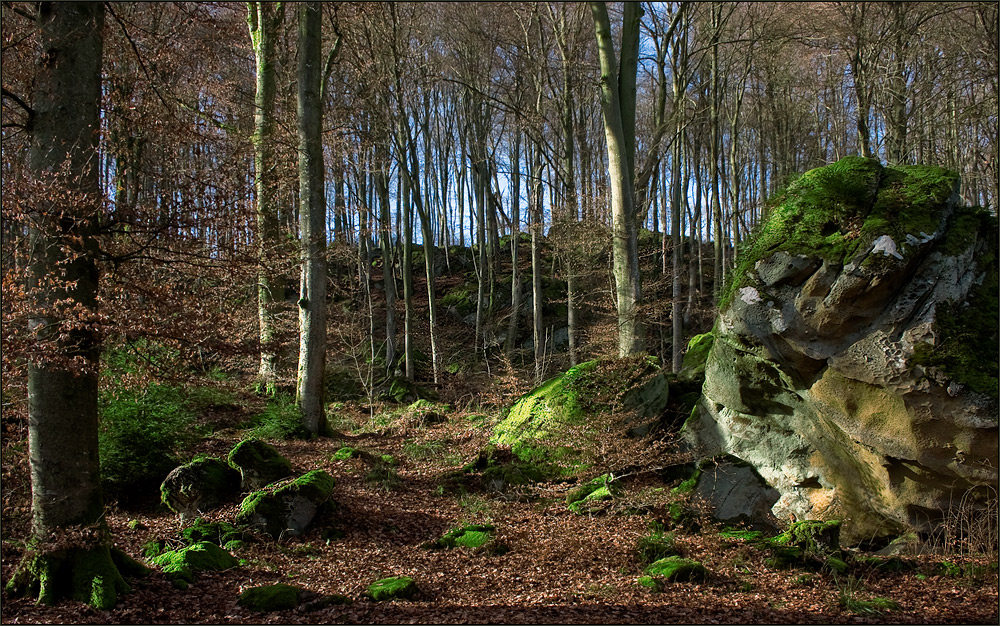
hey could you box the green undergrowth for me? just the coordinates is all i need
[637,521,682,563]
[98,382,206,501]
[242,394,309,440]
[445,445,554,494]
[837,574,901,616]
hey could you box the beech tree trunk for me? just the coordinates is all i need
[248,1,285,396]
[5,2,143,610]
[296,2,327,436]
[590,1,644,356]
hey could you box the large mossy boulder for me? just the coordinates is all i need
[160,457,242,520]
[228,438,293,489]
[236,469,335,540]
[683,157,998,544]
[492,356,670,470]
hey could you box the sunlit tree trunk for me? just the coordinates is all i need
[590,0,644,356]
[373,161,397,376]
[248,1,285,396]
[505,130,523,358]
[295,2,327,436]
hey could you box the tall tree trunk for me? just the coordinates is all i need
[590,1,644,356]
[709,4,724,305]
[529,140,545,381]
[505,131,523,358]
[373,163,397,376]
[400,166,415,379]
[248,1,285,396]
[295,2,327,436]
[6,2,141,610]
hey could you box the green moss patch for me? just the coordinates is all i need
[237,583,304,612]
[365,576,419,601]
[718,528,765,542]
[566,474,622,514]
[680,333,714,381]
[332,446,366,461]
[492,356,670,470]
[236,470,336,539]
[642,556,709,588]
[771,520,841,555]
[179,518,249,549]
[151,541,238,587]
[428,524,499,551]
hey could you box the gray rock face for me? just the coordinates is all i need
[694,458,780,529]
[683,158,998,544]
[161,457,242,520]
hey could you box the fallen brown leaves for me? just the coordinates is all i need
[2,412,997,625]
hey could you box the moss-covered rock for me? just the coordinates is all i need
[160,457,242,520]
[566,474,622,514]
[642,556,708,586]
[151,541,238,587]
[428,524,497,550]
[365,576,419,601]
[228,439,293,489]
[492,356,670,469]
[236,583,325,612]
[237,583,301,612]
[453,445,552,492]
[236,470,335,540]
[771,520,841,556]
[685,158,998,544]
[680,333,714,381]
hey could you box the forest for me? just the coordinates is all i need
[1,1,997,624]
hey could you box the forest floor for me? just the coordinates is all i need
[2,397,998,626]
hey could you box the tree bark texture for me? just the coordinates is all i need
[590,1,644,357]
[296,2,327,436]
[248,1,285,395]
[6,1,144,610]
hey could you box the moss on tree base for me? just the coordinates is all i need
[5,543,147,610]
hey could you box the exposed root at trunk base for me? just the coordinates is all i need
[5,545,148,610]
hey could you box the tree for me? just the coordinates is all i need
[296,1,327,436]
[248,1,285,396]
[5,2,143,609]
[590,1,644,356]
